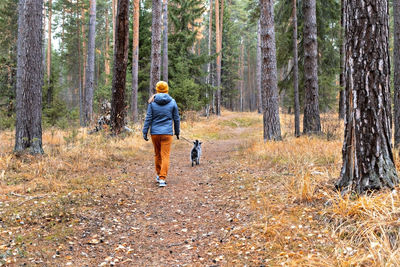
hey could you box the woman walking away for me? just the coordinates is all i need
[142,81,180,187]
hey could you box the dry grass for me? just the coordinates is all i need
[220,112,400,266]
[2,111,400,265]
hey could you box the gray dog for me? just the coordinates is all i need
[190,140,202,167]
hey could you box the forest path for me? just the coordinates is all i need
[71,113,259,266]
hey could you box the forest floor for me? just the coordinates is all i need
[1,111,400,266]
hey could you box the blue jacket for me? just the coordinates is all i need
[142,93,180,136]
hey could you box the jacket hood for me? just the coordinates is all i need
[154,93,173,105]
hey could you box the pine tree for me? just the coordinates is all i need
[292,0,300,137]
[162,0,168,82]
[260,0,281,141]
[111,0,130,134]
[15,0,44,154]
[149,0,162,96]
[338,0,345,119]
[168,0,206,111]
[46,0,53,106]
[394,0,400,147]
[336,0,398,193]
[83,0,96,126]
[302,0,321,134]
[131,0,140,122]
[215,0,221,115]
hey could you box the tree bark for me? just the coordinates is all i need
[81,5,86,103]
[105,7,111,85]
[46,0,52,106]
[302,0,321,134]
[260,0,281,141]
[83,0,96,126]
[112,0,116,47]
[337,0,398,193]
[257,20,262,114]
[149,0,162,96]
[111,0,130,134]
[338,0,345,120]
[394,0,400,146]
[162,0,168,82]
[77,0,84,126]
[215,0,221,115]
[239,41,244,112]
[131,0,140,123]
[292,0,300,137]
[15,0,44,154]
[206,0,213,117]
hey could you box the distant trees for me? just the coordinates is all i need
[259,0,281,141]
[110,0,129,134]
[336,0,398,193]
[15,0,44,154]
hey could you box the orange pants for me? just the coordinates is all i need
[151,135,173,180]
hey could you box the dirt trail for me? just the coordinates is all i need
[68,126,252,266]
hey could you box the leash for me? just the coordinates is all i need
[179,135,193,144]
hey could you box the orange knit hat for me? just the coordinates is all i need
[156,81,169,93]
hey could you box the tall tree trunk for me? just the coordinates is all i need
[215,0,221,115]
[112,0,116,47]
[83,0,96,126]
[256,20,262,114]
[336,0,398,193]
[302,0,321,134]
[131,0,140,123]
[46,0,52,106]
[394,0,400,147]
[338,0,345,120]
[15,0,44,154]
[162,0,168,82]
[292,0,300,137]
[260,0,281,141]
[81,6,86,102]
[239,41,244,112]
[206,0,213,117]
[247,47,251,111]
[105,7,111,85]
[111,0,130,134]
[77,2,84,126]
[149,0,162,96]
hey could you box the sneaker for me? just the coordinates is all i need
[156,175,160,183]
[159,179,167,187]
